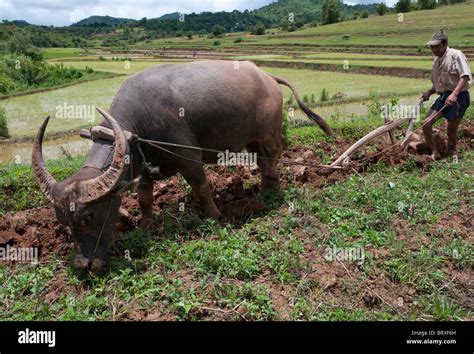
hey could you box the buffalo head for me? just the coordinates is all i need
[32,108,129,272]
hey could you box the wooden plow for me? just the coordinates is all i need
[329,99,426,168]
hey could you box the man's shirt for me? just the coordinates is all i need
[431,47,472,93]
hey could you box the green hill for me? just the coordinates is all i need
[246,0,474,47]
[254,0,377,25]
[71,15,136,27]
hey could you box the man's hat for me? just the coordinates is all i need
[427,31,448,46]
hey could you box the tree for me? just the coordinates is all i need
[419,0,437,9]
[250,22,266,35]
[211,24,224,37]
[0,106,9,139]
[0,107,10,138]
[281,19,303,32]
[376,3,389,16]
[321,0,342,25]
[320,88,329,102]
[361,10,369,18]
[395,0,411,13]
[5,32,43,61]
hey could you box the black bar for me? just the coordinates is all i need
[0,321,471,353]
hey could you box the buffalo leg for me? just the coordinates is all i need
[138,177,154,229]
[181,165,221,220]
[248,138,282,192]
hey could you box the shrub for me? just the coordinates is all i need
[0,73,15,94]
[250,22,266,35]
[376,3,389,15]
[0,54,83,94]
[320,88,329,102]
[332,92,347,100]
[212,25,224,37]
[0,107,9,139]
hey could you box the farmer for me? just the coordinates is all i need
[421,31,472,160]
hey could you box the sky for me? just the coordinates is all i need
[0,0,396,27]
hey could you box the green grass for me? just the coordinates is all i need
[0,155,85,215]
[237,57,474,71]
[2,60,185,138]
[42,48,87,60]
[263,66,427,103]
[2,75,128,138]
[52,60,180,75]
[0,69,120,98]
[242,57,434,70]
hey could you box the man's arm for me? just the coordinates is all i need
[446,75,469,106]
[421,86,436,101]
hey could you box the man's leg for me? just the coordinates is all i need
[446,118,462,157]
[422,109,443,160]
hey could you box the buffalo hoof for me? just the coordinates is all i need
[74,254,106,272]
[139,218,157,231]
[74,255,90,270]
[90,258,106,272]
[431,151,441,161]
[205,209,222,220]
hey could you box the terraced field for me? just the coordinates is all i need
[141,2,474,51]
[3,60,431,139]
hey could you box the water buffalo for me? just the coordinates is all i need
[32,60,332,271]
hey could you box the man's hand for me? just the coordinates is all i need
[446,92,458,106]
[421,90,433,101]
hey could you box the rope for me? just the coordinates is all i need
[138,137,342,170]
[135,103,455,171]
[90,196,112,266]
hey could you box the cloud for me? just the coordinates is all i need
[0,0,395,27]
